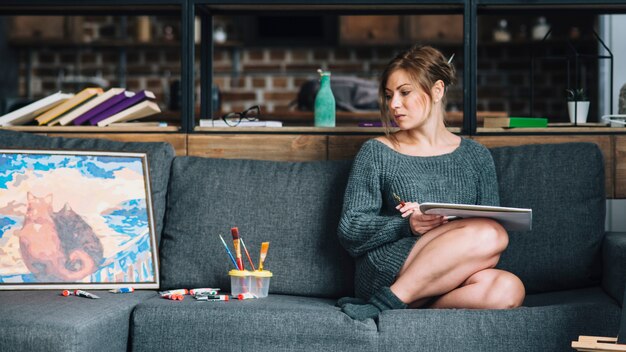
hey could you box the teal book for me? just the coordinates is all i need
[484,117,548,128]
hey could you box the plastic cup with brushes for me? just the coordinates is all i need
[223,228,272,298]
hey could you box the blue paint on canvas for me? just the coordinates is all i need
[0,216,16,239]
[102,199,148,238]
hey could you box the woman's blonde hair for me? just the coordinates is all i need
[379,45,456,138]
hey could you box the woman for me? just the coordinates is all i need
[337,45,525,321]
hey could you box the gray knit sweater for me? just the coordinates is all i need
[338,137,500,300]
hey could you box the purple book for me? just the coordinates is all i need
[88,90,156,126]
[73,91,134,126]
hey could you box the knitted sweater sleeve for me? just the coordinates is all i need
[338,142,411,258]
[476,146,500,206]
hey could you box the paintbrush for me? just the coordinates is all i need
[230,227,244,271]
[219,234,239,269]
[392,192,406,207]
[239,238,257,271]
[258,242,270,271]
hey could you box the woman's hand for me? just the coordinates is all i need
[396,201,447,236]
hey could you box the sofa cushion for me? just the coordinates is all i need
[0,129,175,244]
[159,157,355,298]
[131,294,377,352]
[378,287,619,352]
[0,290,157,352]
[490,143,605,293]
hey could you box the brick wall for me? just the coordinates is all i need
[213,45,469,116]
[216,47,381,114]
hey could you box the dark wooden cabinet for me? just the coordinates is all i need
[406,15,463,43]
[339,15,464,45]
[339,16,403,45]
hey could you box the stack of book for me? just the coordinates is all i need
[0,88,161,127]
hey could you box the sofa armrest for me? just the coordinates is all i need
[602,231,626,305]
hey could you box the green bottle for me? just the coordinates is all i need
[314,69,336,127]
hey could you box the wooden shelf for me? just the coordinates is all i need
[194,126,462,134]
[8,38,181,48]
[478,126,626,133]
[203,111,503,130]
[0,125,180,133]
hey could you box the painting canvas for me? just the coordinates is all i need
[0,149,159,289]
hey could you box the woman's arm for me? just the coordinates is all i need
[338,142,411,258]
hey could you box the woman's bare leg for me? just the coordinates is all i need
[390,218,524,308]
[428,268,525,309]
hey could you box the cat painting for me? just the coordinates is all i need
[18,192,103,282]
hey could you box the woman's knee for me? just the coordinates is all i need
[461,218,509,258]
[486,272,525,309]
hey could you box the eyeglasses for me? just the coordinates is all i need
[221,105,261,127]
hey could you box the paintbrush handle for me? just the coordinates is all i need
[219,235,239,268]
[240,238,257,271]
[258,242,270,271]
[231,227,244,270]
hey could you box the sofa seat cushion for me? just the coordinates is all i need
[0,290,157,352]
[159,157,355,298]
[131,294,378,352]
[0,130,175,244]
[378,286,619,352]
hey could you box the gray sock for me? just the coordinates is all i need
[336,296,367,307]
[341,287,407,321]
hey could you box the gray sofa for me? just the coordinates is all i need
[0,129,624,352]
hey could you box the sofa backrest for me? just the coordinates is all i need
[491,142,605,293]
[0,130,176,245]
[159,141,605,297]
[159,157,355,297]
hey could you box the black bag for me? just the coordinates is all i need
[295,76,379,112]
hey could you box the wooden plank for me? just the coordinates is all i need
[194,126,388,133]
[328,135,377,160]
[572,336,626,352]
[616,136,626,199]
[188,134,328,161]
[46,133,188,156]
[194,126,462,134]
[3,125,179,133]
[477,126,619,133]
[472,135,615,199]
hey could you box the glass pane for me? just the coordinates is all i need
[477,13,602,127]
[0,14,181,128]
[203,14,464,128]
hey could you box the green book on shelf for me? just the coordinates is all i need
[484,116,548,128]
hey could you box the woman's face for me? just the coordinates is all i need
[384,69,433,130]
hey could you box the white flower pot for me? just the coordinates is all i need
[567,101,590,124]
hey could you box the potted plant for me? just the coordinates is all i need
[566,88,590,124]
